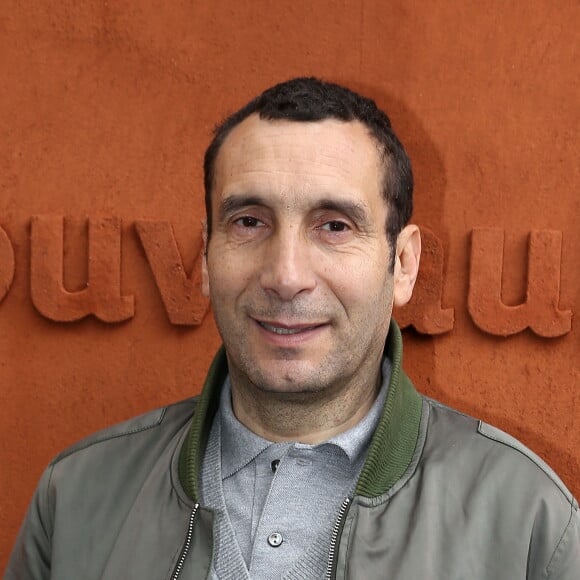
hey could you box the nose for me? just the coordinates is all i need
[259,228,316,301]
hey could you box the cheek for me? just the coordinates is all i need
[324,255,391,300]
[207,259,254,302]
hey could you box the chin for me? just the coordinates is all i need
[249,363,328,395]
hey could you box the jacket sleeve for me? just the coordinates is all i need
[4,466,54,580]
[545,502,580,580]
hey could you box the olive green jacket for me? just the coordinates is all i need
[6,322,580,579]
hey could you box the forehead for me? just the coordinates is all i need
[212,115,383,207]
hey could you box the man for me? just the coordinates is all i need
[6,78,579,579]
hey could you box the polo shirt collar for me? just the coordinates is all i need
[219,357,391,478]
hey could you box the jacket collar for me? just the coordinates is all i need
[178,319,423,501]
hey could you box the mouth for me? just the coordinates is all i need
[257,321,324,335]
[252,317,330,346]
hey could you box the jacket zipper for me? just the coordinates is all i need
[170,504,200,580]
[325,497,351,580]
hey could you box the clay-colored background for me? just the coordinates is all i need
[1,0,578,568]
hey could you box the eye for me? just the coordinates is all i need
[234,216,264,228]
[319,220,350,232]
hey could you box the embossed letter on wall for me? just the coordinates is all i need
[0,225,15,303]
[468,228,572,337]
[396,227,454,334]
[30,216,135,322]
[136,220,209,325]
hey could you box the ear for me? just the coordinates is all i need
[393,225,421,308]
[201,219,210,297]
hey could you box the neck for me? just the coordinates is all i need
[229,371,382,444]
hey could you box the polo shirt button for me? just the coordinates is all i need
[271,459,280,472]
[268,532,283,547]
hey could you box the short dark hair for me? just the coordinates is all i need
[203,77,413,262]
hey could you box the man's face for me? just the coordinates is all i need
[204,115,409,399]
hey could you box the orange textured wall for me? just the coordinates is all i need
[1,0,578,568]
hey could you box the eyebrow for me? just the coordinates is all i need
[218,195,267,223]
[314,198,371,226]
[218,194,371,226]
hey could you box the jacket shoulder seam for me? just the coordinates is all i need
[426,400,574,506]
[51,397,199,464]
[477,421,574,506]
[52,407,168,463]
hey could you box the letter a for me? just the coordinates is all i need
[395,227,454,334]
[0,225,15,304]
[30,215,135,322]
[468,228,571,337]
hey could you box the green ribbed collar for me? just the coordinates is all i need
[178,320,423,501]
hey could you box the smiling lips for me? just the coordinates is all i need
[256,319,327,336]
